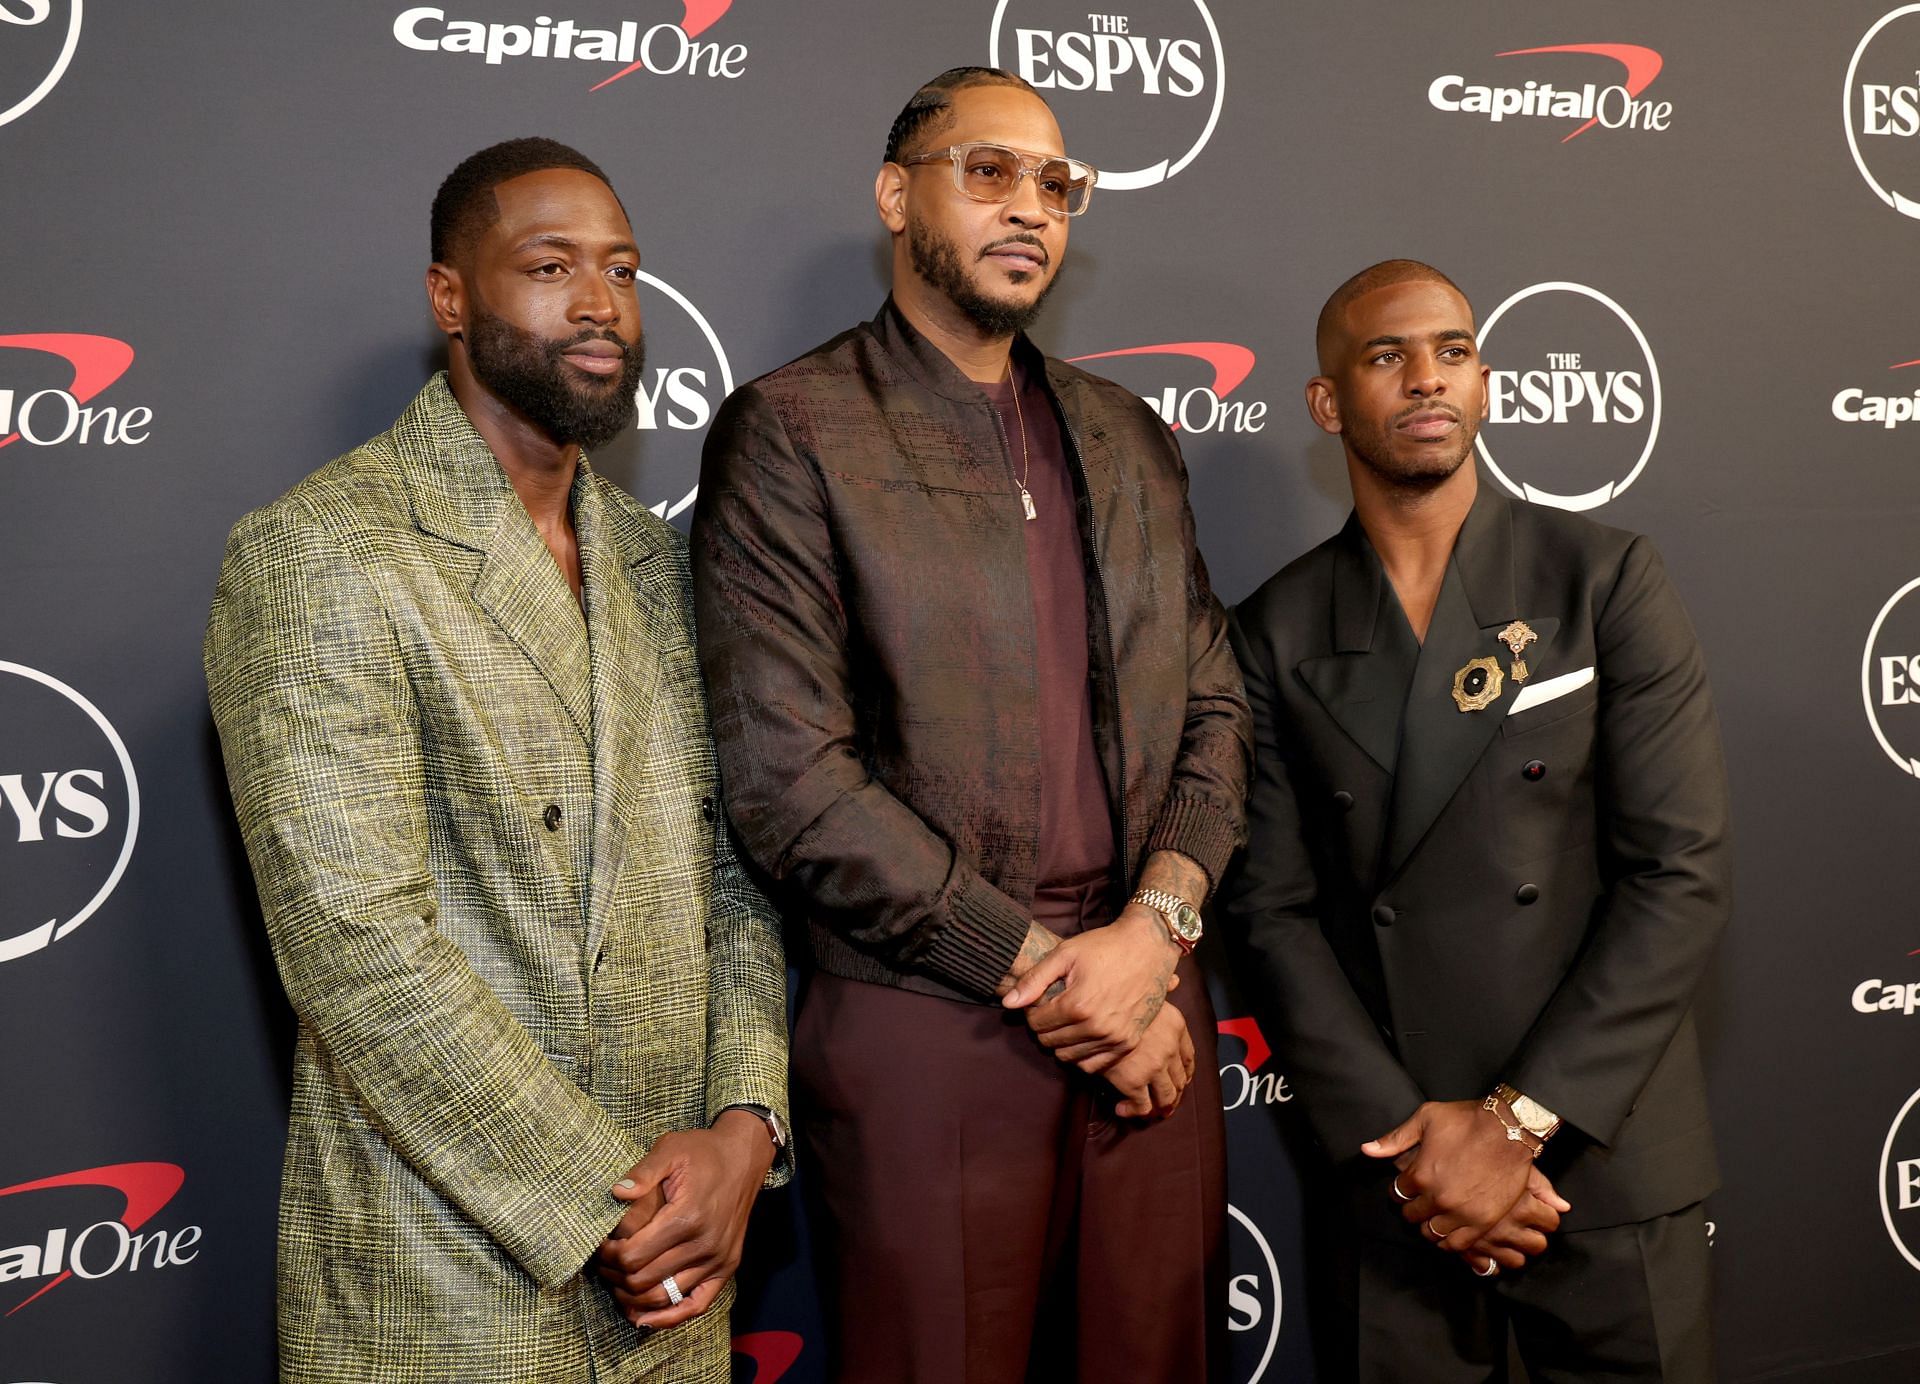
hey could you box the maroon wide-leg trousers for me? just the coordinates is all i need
[792,876,1227,1383]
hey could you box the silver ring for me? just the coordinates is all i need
[1473,1260,1499,1278]
[1424,1219,1448,1242]
[1391,1176,1413,1203]
[660,1274,684,1306]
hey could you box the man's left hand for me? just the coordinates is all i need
[1363,1100,1535,1252]
[1002,904,1181,1060]
[592,1111,777,1329]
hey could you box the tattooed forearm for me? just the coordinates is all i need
[995,920,1064,998]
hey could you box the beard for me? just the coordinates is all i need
[1344,404,1479,493]
[464,300,646,452]
[908,214,1061,338]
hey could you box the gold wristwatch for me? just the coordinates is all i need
[1485,1082,1561,1156]
[1129,887,1203,954]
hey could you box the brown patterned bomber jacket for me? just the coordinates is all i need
[692,299,1252,1004]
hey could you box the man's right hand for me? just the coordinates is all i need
[1099,1000,1194,1119]
[1461,1166,1571,1275]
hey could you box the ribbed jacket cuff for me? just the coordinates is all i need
[919,869,1032,1000]
[1144,794,1243,891]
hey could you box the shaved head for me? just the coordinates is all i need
[1316,259,1469,372]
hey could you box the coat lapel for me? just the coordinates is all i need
[575,472,667,953]
[1296,515,1417,774]
[398,374,593,745]
[1382,484,1559,874]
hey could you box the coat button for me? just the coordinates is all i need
[1522,760,1547,782]
[1371,904,1396,928]
[1333,790,1354,811]
[542,803,562,832]
[1515,884,1540,905]
[701,796,716,823]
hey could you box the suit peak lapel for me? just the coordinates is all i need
[1383,562,1510,873]
[471,495,594,747]
[1296,526,1418,774]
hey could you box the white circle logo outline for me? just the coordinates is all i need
[635,268,732,522]
[1879,1084,1920,1271]
[988,0,1226,190]
[1845,5,1920,219]
[0,0,81,129]
[1227,1202,1283,1384]
[0,659,139,964]
[1862,577,1920,776]
[1474,281,1663,513]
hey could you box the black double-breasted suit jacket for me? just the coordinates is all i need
[1223,481,1731,1229]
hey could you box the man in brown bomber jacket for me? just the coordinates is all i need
[692,67,1250,1383]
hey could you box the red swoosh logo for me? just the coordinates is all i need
[0,1163,185,1317]
[1065,342,1257,431]
[1496,44,1663,143]
[1891,359,1920,370]
[1215,1017,1271,1074]
[732,1330,804,1382]
[590,1,733,91]
[0,333,137,450]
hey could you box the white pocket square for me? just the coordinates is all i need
[1508,666,1594,716]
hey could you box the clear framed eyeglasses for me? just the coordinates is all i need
[900,142,1099,218]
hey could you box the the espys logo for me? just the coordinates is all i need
[589,270,732,522]
[1474,282,1661,512]
[1852,949,1920,1016]
[0,0,81,129]
[0,334,150,449]
[1862,579,1920,777]
[0,1163,199,1318]
[1844,7,1920,218]
[1067,341,1265,435]
[1879,1087,1920,1272]
[1429,44,1669,141]
[989,0,1225,190]
[0,662,138,965]
[1226,1203,1283,1383]
[393,3,746,86]
[1215,1016,1291,1109]
[1833,357,1920,428]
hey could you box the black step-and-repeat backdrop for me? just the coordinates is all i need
[4,5,1919,1381]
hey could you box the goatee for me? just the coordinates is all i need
[908,216,1061,339]
[464,301,646,452]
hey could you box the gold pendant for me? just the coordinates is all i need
[1498,620,1538,684]
[1451,656,1504,713]
[1020,487,1037,521]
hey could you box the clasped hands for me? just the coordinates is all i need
[1001,903,1192,1119]
[591,1110,776,1329]
[1363,1100,1572,1277]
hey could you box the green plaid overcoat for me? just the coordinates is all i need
[206,374,789,1383]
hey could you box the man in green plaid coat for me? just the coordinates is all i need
[205,139,790,1384]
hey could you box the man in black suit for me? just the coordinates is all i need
[1224,260,1729,1380]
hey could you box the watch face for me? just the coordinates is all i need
[1173,902,1204,940]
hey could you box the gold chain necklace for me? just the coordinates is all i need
[1005,357,1036,521]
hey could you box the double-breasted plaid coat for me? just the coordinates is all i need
[206,374,789,1383]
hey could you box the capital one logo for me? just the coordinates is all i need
[0,662,138,964]
[989,0,1225,190]
[1845,7,1920,218]
[0,334,151,449]
[1880,1087,1920,1272]
[1226,1203,1283,1383]
[393,3,746,86]
[1852,948,1920,1016]
[1067,341,1266,435]
[0,0,80,129]
[590,270,732,523]
[1475,282,1662,512]
[1428,44,1670,141]
[1214,1016,1292,1109]
[1832,357,1920,428]
[1861,579,1920,777]
[0,1163,199,1318]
